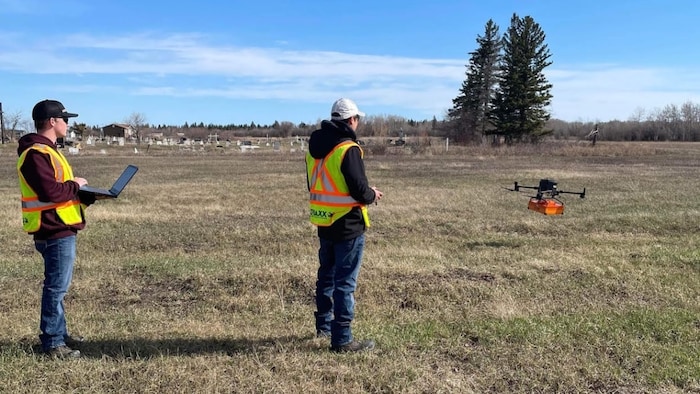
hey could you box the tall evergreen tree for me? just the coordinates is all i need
[449,19,501,143]
[491,14,553,143]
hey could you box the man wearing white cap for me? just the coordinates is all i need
[306,98,383,352]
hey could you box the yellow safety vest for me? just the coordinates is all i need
[307,141,370,227]
[17,143,84,233]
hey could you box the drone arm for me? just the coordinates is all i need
[506,181,538,192]
[514,184,540,191]
[557,189,586,198]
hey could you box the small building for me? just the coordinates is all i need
[102,123,133,140]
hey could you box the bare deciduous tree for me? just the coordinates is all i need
[276,121,295,138]
[3,110,24,142]
[124,112,147,144]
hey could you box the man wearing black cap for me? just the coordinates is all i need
[17,99,94,359]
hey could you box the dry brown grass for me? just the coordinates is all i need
[0,141,698,393]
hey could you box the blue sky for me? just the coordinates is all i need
[1,0,699,128]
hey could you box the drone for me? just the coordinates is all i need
[504,179,586,215]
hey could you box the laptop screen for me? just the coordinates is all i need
[109,165,139,195]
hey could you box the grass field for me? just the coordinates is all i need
[0,141,698,393]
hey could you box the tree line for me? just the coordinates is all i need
[5,103,700,145]
[550,100,700,142]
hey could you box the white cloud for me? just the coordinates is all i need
[1,32,465,80]
[0,32,464,118]
[2,31,699,122]
[548,65,700,121]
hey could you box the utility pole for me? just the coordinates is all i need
[0,102,5,144]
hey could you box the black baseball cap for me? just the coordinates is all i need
[32,99,79,121]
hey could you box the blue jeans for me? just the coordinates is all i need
[34,235,76,351]
[315,234,365,347]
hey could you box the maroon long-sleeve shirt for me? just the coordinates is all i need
[17,133,85,240]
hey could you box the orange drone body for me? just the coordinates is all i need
[528,198,564,215]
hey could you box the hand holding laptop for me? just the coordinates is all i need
[74,177,88,187]
[79,165,139,200]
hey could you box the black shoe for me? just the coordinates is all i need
[64,335,85,348]
[46,345,81,359]
[330,340,375,353]
[316,331,331,339]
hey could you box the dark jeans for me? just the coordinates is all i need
[315,234,365,347]
[34,235,76,351]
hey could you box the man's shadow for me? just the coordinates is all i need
[4,334,319,359]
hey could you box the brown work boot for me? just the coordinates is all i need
[64,335,85,348]
[330,339,375,353]
[46,345,81,359]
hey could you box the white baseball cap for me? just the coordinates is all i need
[331,98,365,120]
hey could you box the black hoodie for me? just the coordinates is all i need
[307,120,376,241]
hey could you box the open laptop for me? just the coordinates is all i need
[79,164,138,198]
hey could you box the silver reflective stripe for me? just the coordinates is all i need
[51,151,64,181]
[310,193,357,204]
[22,200,55,209]
[311,158,333,190]
[309,158,322,187]
[321,172,333,191]
[310,158,335,192]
